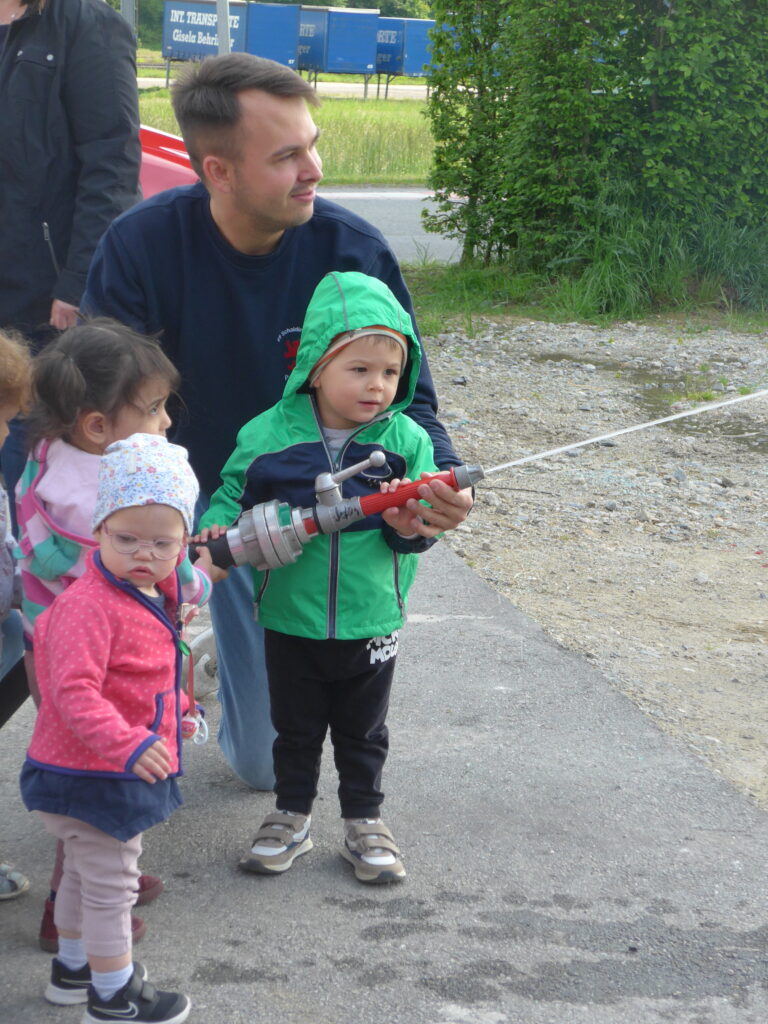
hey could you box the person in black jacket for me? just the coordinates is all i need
[0,0,148,959]
[0,0,142,510]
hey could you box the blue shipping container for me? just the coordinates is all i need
[376,17,434,78]
[163,0,247,60]
[376,17,403,75]
[298,6,378,75]
[297,5,325,71]
[245,3,300,68]
[402,18,434,77]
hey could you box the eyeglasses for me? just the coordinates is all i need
[101,524,183,560]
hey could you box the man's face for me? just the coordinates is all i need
[224,90,323,246]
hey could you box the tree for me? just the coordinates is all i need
[425,1,768,268]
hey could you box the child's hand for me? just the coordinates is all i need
[133,739,171,783]
[191,526,229,583]
[192,544,229,584]
[193,525,226,543]
[379,478,420,538]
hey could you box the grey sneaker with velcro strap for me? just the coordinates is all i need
[341,819,406,883]
[238,810,313,875]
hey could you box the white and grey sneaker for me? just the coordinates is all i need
[239,810,313,875]
[342,818,406,884]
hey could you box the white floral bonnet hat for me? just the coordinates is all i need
[92,433,199,533]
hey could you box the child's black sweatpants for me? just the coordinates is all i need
[263,628,399,820]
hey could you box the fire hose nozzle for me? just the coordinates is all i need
[195,462,484,572]
[454,464,485,489]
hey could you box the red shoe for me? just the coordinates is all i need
[135,873,164,907]
[38,898,146,953]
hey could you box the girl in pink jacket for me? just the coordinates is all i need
[16,319,211,954]
[21,433,213,1024]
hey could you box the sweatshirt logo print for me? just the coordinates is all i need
[367,632,399,665]
[282,335,300,374]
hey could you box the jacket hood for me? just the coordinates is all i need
[284,271,422,414]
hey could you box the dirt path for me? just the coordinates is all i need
[426,317,768,806]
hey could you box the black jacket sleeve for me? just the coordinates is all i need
[55,2,141,306]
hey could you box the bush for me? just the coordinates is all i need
[425,1,768,312]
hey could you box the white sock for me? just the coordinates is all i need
[92,964,133,1000]
[56,936,87,970]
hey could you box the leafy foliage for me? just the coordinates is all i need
[425,0,768,311]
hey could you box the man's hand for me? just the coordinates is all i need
[133,739,171,783]
[49,299,79,330]
[380,473,473,539]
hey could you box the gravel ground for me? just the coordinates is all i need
[425,317,768,807]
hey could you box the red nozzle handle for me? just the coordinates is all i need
[357,465,481,517]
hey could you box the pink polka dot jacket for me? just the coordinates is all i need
[25,551,209,778]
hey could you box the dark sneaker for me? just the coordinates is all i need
[83,967,189,1024]
[45,960,147,1007]
[39,898,146,953]
[44,958,91,1005]
[239,810,313,875]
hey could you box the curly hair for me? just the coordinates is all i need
[0,329,32,415]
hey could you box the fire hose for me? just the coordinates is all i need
[196,386,767,572]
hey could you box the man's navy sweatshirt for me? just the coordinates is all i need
[82,184,458,497]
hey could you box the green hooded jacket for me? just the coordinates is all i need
[201,271,439,640]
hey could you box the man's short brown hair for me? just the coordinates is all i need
[171,53,319,179]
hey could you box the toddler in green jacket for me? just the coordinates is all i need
[199,270,439,882]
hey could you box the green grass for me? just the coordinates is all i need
[402,264,552,336]
[139,91,432,185]
[314,98,431,184]
[138,89,180,134]
[402,262,768,338]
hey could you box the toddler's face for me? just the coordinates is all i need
[312,335,403,430]
[98,504,186,596]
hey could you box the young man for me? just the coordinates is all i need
[82,53,472,795]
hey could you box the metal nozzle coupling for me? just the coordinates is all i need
[454,464,484,489]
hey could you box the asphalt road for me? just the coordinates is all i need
[3,544,768,1023]
[138,76,429,101]
[320,186,461,265]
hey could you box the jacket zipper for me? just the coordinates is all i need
[311,398,394,639]
[391,550,405,617]
[42,222,61,277]
[253,571,270,621]
[94,553,186,765]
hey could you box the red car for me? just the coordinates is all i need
[139,125,198,197]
